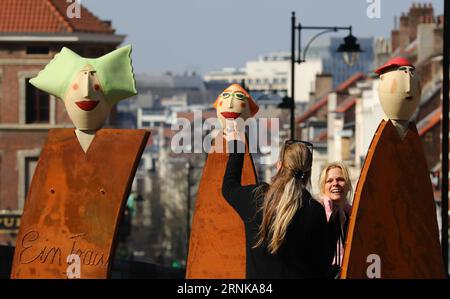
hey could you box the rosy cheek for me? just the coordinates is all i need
[241,103,246,109]
[219,101,222,107]
[72,83,79,90]
[390,79,397,94]
[94,84,100,91]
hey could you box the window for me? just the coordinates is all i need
[136,178,145,195]
[17,149,40,211]
[85,47,105,58]
[138,158,146,171]
[25,156,39,197]
[26,46,50,55]
[25,78,50,123]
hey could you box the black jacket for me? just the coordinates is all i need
[326,208,350,278]
[222,141,330,278]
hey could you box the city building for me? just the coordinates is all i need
[0,0,125,245]
[204,37,373,103]
[204,53,322,103]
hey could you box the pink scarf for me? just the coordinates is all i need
[321,196,352,266]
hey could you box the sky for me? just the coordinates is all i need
[81,0,444,75]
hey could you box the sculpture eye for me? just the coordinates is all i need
[234,92,246,100]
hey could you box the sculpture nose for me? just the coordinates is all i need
[81,72,95,98]
[228,98,233,108]
[80,73,89,98]
[405,73,411,94]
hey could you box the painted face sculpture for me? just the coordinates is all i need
[375,57,421,121]
[30,45,137,130]
[213,84,259,129]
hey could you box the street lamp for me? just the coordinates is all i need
[337,33,362,66]
[285,11,362,140]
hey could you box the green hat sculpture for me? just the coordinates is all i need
[30,45,137,105]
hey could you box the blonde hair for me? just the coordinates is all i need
[318,161,353,203]
[253,142,312,254]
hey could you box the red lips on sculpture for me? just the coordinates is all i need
[221,112,241,119]
[76,100,99,111]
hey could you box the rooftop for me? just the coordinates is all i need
[296,72,365,124]
[418,106,441,136]
[0,0,114,33]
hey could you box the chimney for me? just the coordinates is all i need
[312,74,333,101]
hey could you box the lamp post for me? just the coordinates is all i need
[286,11,362,140]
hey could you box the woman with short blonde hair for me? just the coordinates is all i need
[318,162,353,278]
[318,162,353,204]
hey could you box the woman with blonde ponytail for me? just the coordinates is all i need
[222,131,330,278]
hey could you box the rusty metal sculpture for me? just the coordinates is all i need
[10,46,149,278]
[186,84,259,278]
[341,57,446,278]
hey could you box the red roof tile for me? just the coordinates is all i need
[336,97,357,113]
[296,96,328,124]
[336,72,365,92]
[0,0,114,33]
[296,72,365,124]
[418,106,441,136]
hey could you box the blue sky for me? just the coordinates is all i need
[82,0,444,75]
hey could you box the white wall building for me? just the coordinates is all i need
[354,79,385,170]
[203,67,246,84]
[204,52,323,103]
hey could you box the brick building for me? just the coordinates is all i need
[0,0,126,245]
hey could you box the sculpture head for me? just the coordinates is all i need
[213,84,259,129]
[375,57,421,121]
[30,45,137,130]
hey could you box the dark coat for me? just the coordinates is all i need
[222,141,330,279]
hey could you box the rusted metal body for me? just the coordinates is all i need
[11,128,149,279]
[186,137,257,278]
[341,120,445,278]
